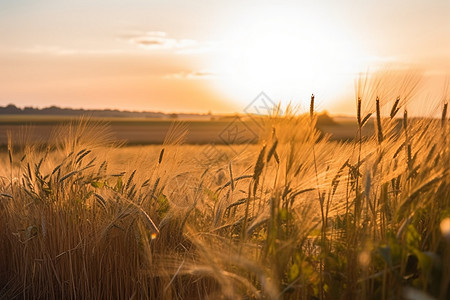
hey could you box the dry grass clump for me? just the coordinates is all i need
[1,72,450,299]
[0,120,213,299]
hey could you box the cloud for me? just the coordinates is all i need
[122,31,216,54]
[127,31,197,51]
[10,32,217,56]
[138,40,164,47]
[163,70,216,80]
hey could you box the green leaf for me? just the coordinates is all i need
[279,208,289,221]
[157,194,170,216]
[289,263,300,282]
[91,181,104,188]
[115,177,123,192]
[405,224,421,250]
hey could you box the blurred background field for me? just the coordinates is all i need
[0,113,375,147]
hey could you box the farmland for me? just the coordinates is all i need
[0,96,449,299]
[0,114,374,147]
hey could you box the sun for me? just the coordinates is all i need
[208,8,368,112]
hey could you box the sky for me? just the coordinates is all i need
[0,0,449,115]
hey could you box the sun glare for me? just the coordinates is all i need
[210,9,367,110]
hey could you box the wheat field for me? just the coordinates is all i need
[1,75,449,300]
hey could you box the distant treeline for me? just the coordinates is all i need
[0,104,205,119]
[0,104,339,124]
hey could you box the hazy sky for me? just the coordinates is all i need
[0,0,449,114]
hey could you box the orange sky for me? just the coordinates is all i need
[0,0,449,115]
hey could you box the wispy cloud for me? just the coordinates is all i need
[163,70,216,80]
[10,31,217,56]
[121,31,216,54]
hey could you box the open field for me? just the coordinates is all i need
[0,114,375,147]
[0,98,449,299]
